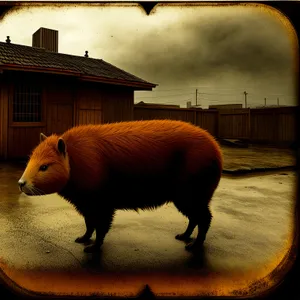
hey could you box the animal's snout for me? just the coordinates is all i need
[18,179,26,189]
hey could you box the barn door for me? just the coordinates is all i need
[76,83,102,126]
[46,103,73,136]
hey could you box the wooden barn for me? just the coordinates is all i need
[0,27,157,160]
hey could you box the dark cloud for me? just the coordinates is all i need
[104,9,295,87]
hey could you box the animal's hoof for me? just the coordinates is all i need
[75,236,91,243]
[84,244,102,253]
[175,233,192,242]
[175,233,186,240]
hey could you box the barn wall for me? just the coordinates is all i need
[5,72,75,159]
[0,75,9,159]
[75,82,102,126]
[74,82,134,125]
[1,71,136,160]
[5,72,44,159]
[101,86,134,123]
[44,76,74,136]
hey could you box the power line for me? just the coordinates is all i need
[197,92,243,96]
[147,87,194,92]
[137,88,293,98]
[137,82,296,94]
[155,85,242,92]
[135,88,295,107]
[136,92,194,99]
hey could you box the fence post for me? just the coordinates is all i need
[217,110,221,139]
[247,108,251,141]
[197,109,202,128]
[193,109,197,125]
[275,110,280,145]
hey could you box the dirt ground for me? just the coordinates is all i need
[0,145,297,297]
[221,145,296,172]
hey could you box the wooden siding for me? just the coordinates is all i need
[46,103,73,136]
[5,73,75,159]
[5,73,44,159]
[44,80,74,135]
[7,126,43,159]
[1,71,137,159]
[218,109,250,139]
[133,106,297,146]
[102,87,134,123]
[195,110,218,137]
[278,112,296,142]
[73,83,134,126]
[78,109,102,125]
[0,76,9,159]
[250,110,277,142]
[75,82,102,126]
[250,107,297,143]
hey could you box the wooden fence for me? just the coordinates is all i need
[133,105,297,146]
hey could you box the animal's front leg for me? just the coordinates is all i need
[75,216,95,244]
[84,209,115,253]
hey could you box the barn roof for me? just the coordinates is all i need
[0,41,157,90]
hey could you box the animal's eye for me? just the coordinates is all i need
[39,165,48,172]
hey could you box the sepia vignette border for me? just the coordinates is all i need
[0,1,298,300]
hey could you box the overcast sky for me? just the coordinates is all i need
[0,3,297,108]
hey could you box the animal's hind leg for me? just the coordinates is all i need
[186,205,212,252]
[75,216,95,244]
[173,198,197,241]
[175,218,197,241]
[84,209,115,253]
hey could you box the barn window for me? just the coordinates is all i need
[12,83,42,122]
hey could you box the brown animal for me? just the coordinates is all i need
[18,120,223,253]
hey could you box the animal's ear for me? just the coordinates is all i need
[57,138,67,156]
[40,133,48,143]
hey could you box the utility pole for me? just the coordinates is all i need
[244,91,248,108]
[196,89,198,106]
[277,97,279,106]
[264,98,267,107]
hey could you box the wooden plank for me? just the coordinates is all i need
[133,106,296,145]
[7,126,44,159]
[78,109,102,125]
[46,103,73,135]
[218,109,250,139]
[278,112,296,142]
[0,79,9,159]
[102,87,133,123]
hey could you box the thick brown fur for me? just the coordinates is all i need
[18,120,223,253]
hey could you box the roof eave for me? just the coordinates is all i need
[80,75,157,90]
[0,64,157,91]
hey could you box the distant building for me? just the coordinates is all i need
[252,105,290,109]
[187,101,202,109]
[135,101,180,108]
[209,104,243,109]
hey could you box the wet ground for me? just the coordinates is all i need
[0,146,297,297]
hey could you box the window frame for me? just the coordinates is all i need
[9,81,46,128]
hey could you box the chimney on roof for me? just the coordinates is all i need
[32,27,58,52]
[84,51,89,58]
[6,36,11,43]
